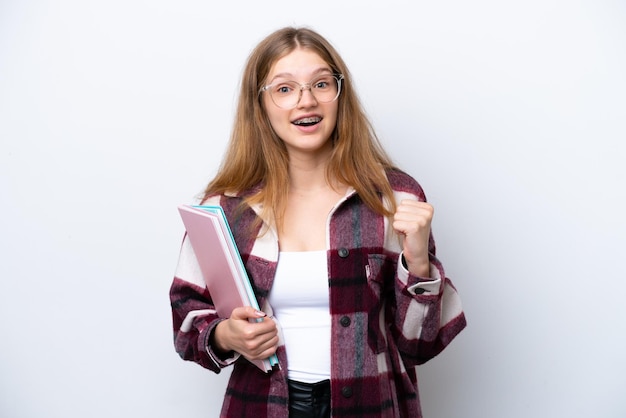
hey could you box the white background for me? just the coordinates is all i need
[1,1,625,417]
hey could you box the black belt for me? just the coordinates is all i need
[288,379,331,418]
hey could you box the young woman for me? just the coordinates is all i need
[170,26,466,418]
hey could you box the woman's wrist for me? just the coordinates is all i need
[402,253,430,278]
[211,320,233,355]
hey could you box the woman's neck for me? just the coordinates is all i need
[288,153,332,192]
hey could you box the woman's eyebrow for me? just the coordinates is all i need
[267,67,333,83]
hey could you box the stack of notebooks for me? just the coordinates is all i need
[178,204,280,372]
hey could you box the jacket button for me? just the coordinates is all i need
[414,287,426,295]
[341,386,353,398]
[340,316,351,327]
[338,248,349,258]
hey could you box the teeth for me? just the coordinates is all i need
[294,117,321,125]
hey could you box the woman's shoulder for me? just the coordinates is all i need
[201,183,261,204]
[385,168,426,199]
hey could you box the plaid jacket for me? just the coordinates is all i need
[170,169,466,417]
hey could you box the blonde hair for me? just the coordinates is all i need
[203,27,397,228]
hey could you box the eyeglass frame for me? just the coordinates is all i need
[259,73,344,109]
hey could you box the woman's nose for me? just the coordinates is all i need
[296,86,318,108]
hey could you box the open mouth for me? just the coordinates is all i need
[292,116,322,127]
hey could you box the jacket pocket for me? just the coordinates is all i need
[365,254,394,354]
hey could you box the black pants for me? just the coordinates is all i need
[288,379,331,418]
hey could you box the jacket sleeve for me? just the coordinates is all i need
[392,244,466,366]
[169,234,240,372]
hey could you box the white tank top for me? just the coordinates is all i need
[268,250,331,383]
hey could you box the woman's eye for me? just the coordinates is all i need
[313,78,332,89]
[275,82,299,94]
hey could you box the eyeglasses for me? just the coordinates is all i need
[260,73,344,109]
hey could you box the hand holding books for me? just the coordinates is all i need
[213,306,279,365]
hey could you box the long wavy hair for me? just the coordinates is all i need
[203,27,397,229]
